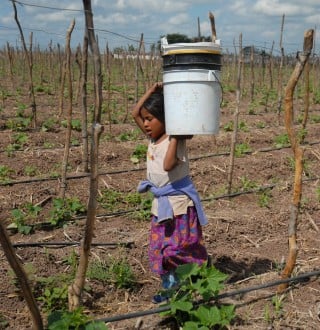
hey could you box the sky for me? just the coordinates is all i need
[0,0,319,55]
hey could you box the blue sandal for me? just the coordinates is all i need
[152,293,169,304]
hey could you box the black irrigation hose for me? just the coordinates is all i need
[3,173,318,233]
[95,269,320,324]
[11,241,134,248]
[12,175,318,230]
[1,140,320,187]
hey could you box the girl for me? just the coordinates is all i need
[132,82,208,303]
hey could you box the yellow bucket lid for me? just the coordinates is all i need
[161,39,221,56]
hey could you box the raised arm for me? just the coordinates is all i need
[132,82,162,134]
[163,136,179,171]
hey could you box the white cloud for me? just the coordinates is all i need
[253,0,313,16]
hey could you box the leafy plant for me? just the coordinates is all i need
[108,256,136,289]
[41,117,59,132]
[238,121,249,132]
[98,189,147,214]
[61,118,82,131]
[6,117,31,131]
[130,144,147,163]
[239,176,258,191]
[258,189,272,208]
[116,129,140,142]
[161,263,235,329]
[132,192,153,221]
[24,165,38,177]
[223,121,233,132]
[274,133,289,148]
[223,121,248,132]
[87,256,136,289]
[272,294,284,318]
[0,165,14,183]
[49,197,86,226]
[48,307,108,330]
[8,202,42,234]
[6,132,29,155]
[235,143,251,157]
[38,284,69,313]
[86,260,110,282]
[98,189,123,211]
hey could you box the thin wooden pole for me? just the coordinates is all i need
[278,29,314,293]
[227,34,243,194]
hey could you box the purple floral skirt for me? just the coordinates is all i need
[148,206,208,275]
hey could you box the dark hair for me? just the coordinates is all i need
[142,91,165,124]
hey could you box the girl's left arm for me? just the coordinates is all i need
[163,136,180,171]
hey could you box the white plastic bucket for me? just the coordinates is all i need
[161,39,222,135]
[163,69,221,135]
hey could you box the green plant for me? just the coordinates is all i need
[130,144,147,163]
[24,165,38,177]
[116,129,140,142]
[43,141,55,148]
[274,133,290,148]
[38,284,69,313]
[48,307,108,330]
[42,117,58,132]
[98,189,146,213]
[161,263,235,329]
[8,202,42,234]
[223,121,248,132]
[223,121,233,132]
[16,103,27,117]
[109,256,136,289]
[247,100,259,115]
[235,143,251,157]
[61,118,82,131]
[239,176,258,191]
[271,294,284,318]
[98,189,123,211]
[49,197,86,226]
[6,132,29,156]
[238,121,249,132]
[0,165,14,183]
[87,256,136,289]
[132,192,153,221]
[87,260,110,282]
[258,189,272,208]
[6,117,31,131]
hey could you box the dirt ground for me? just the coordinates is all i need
[0,89,320,330]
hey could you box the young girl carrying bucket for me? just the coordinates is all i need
[132,82,208,303]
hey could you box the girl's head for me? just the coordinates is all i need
[140,91,165,140]
[142,91,165,124]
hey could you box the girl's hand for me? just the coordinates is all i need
[151,82,163,92]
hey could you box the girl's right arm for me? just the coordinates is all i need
[132,82,162,134]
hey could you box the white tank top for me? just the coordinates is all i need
[146,136,193,216]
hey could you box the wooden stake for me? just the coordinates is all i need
[209,12,217,42]
[278,29,314,293]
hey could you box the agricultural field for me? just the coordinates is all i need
[0,48,320,330]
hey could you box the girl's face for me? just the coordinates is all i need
[140,107,165,141]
